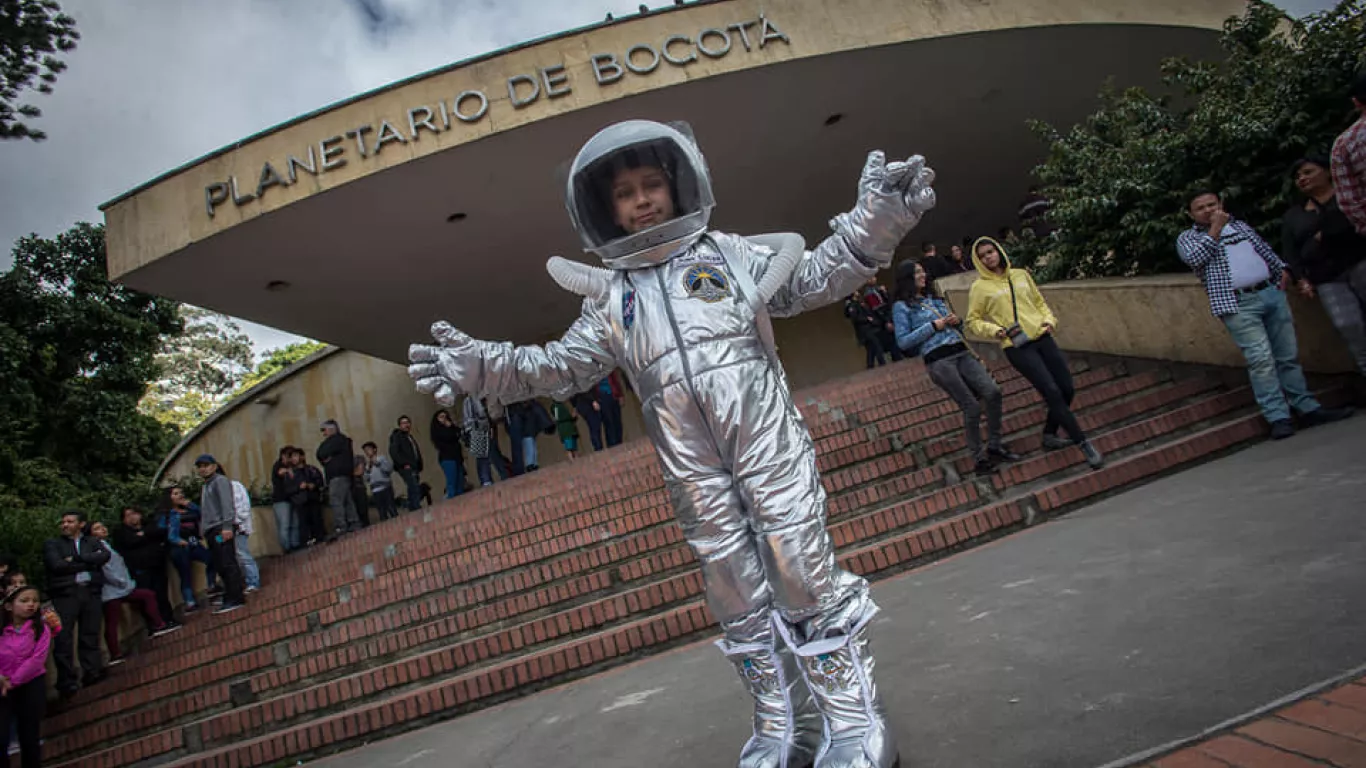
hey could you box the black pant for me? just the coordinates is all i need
[52,586,103,692]
[205,531,245,605]
[372,487,398,520]
[598,393,624,447]
[862,334,887,368]
[1004,334,1086,442]
[0,675,46,767]
[298,501,326,542]
[878,329,905,362]
[351,482,370,527]
[132,566,174,625]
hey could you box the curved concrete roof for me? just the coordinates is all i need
[105,0,1244,363]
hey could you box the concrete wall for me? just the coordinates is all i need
[939,272,1356,374]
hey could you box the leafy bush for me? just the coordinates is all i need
[1012,0,1366,281]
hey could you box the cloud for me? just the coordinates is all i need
[0,0,658,351]
[0,0,1341,352]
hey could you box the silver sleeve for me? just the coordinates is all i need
[765,233,878,319]
[412,297,618,404]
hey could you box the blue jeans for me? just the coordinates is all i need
[169,542,214,606]
[476,457,494,486]
[440,459,465,498]
[272,501,297,552]
[1221,285,1321,424]
[522,436,538,468]
[236,532,260,589]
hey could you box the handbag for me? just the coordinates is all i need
[1005,276,1034,348]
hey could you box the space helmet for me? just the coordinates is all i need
[564,120,715,270]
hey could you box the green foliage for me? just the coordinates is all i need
[0,223,180,587]
[0,0,78,141]
[1012,0,1366,281]
[140,306,255,433]
[236,340,328,394]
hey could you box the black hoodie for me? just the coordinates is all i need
[317,432,355,481]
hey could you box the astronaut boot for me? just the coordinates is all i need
[717,635,823,768]
[775,603,899,768]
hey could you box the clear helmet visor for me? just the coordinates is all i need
[564,120,715,269]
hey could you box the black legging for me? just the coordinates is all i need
[1004,334,1086,443]
[0,675,46,767]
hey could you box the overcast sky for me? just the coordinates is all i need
[0,0,1340,355]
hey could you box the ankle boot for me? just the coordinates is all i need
[775,604,899,768]
[717,635,823,768]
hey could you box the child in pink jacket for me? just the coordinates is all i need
[0,584,53,768]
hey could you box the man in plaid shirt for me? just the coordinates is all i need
[1331,71,1366,236]
[1177,192,1353,440]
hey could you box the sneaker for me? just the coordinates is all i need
[1079,440,1105,470]
[987,445,1021,463]
[972,457,995,475]
[183,602,200,614]
[1269,419,1296,440]
[151,624,182,638]
[1041,434,1071,452]
[107,656,125,666]
[206,586,224,598]
[1298,406,1354,429]
[245,585,260,594]
[213,602,245,615]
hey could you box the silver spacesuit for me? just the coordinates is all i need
[409,121,934,768]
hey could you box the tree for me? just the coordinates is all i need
[0,223,180,584]
[236,340,328,393]
[1,0,79,141]
[141,306,255,433]
[1011,0,1366,281]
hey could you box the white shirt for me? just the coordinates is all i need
[1225,239,1271,289]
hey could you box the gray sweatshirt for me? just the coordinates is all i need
[199,473,236,536]
[366,455,394,491]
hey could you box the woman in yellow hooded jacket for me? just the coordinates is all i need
[965,237,1104,469]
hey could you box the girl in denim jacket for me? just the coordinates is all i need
[892,260,1018,474]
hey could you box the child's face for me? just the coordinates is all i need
[611,165,676,234]
[7,573,26,589]
[11,591,38,621]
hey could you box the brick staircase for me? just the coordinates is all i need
[38,353,1325,768]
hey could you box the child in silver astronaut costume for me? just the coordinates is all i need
[409,120,935,768]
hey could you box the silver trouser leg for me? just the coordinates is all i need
[775,591,898,768]
[703,366,895,768]
[666,467,822,768]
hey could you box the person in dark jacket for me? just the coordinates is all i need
[845,292,888,368]
[571,390,605,451]
[1283,154,1366,376]
[43,510,110,695]
[317,420,362,533]
[286,448,327,545]
[195,456,245,613]
[389,415,425,511]
[269,446,298,553]
[112,506,177,628]
[429,409,466,499]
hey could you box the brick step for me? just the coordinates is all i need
[52,470,1005,766]
[46,365,1186,737]
[101,407,1282,768]
[45,461,988,762]
[65,364,1156,715]
[811,363,1119,456]
[43,377,1244,763]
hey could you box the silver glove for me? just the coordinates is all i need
[408,321,484,407]
[829,151,937,267]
